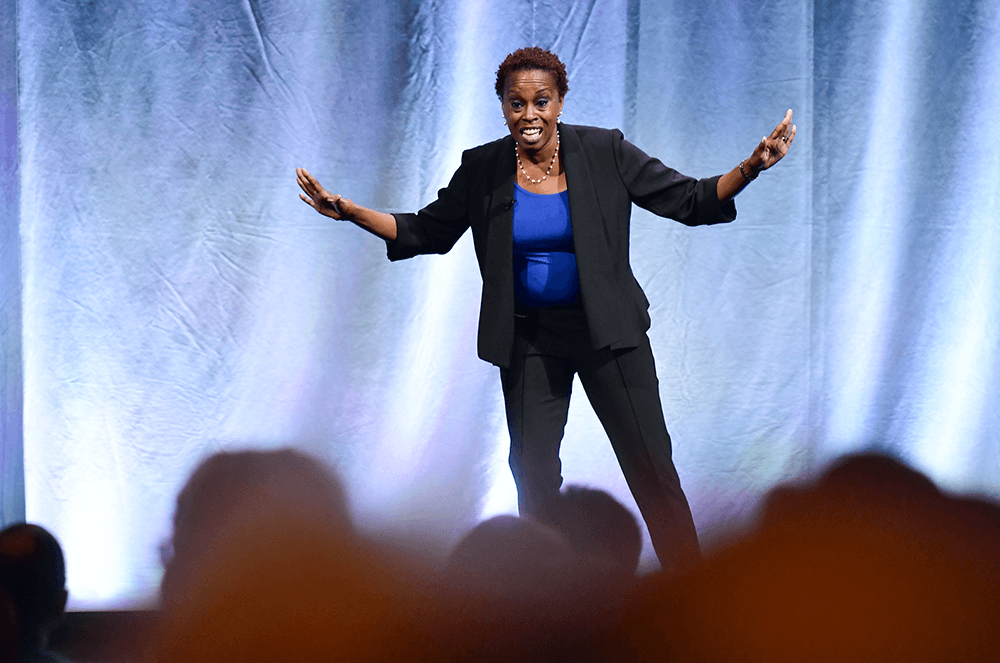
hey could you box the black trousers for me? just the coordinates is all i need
[499,304,701,572]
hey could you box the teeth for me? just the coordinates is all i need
[523,127,541,134]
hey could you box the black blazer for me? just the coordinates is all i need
[388,123,736,369]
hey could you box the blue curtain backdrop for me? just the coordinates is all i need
[3,0,998,608]
[1,0,24,528]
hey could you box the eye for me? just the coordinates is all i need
[510,100,523,110]
[537,99,548,108]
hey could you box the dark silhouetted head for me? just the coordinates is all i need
[623,451,1000,663]
[161,447,352,609]
[0,523,67,650]
[445,515,575,599]
[541,485,642,576]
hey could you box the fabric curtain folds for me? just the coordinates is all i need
[3,0,998,607]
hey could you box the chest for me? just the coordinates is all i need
[512,185,573,251]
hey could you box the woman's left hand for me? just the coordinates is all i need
[748,109,796,172]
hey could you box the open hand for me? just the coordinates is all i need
[296,167,354,220]
[749,109,796,172]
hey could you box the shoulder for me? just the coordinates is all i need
[559,124,632,168]
[560,123,624,147]
[461,135,511,167]
[564,124,657,173]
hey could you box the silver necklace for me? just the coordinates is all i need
[516,133,560,185]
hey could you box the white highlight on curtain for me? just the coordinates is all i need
[478,427,519,519]
[366,248,470,507]
[824,0,921,454]
[364,0,500,515]
[911,7,1000,486]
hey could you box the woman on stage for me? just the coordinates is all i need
[297,47,795,573]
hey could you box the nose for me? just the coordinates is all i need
[525,104,537,119]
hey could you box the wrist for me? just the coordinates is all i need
[739,159,759,183]
[337,199,358,221]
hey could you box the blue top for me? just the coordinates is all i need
[512,183,580,307]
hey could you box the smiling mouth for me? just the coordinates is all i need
[520,127,542,140]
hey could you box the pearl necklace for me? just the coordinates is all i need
[516,133,560,185]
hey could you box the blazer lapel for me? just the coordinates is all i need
[560,124,622,348]
[478,136,517,367]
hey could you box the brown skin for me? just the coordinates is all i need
[296,71,796,235]
[296,167,397,241]
[502,69,566,194]
[717,108,796,201]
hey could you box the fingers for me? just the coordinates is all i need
[297,167,328,203]
[295,167,308,185]
[769,109,793,141]
[299,192,317,210]
[298,167,321,187]
[779,109,793,143]
[774,123,796,155]
[296,168,313,196]
[784,124,797,147]
[296,167,325,194]
[295,167,352,219]
[746,110,797,173]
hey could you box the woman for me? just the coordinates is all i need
[297,47,795,573]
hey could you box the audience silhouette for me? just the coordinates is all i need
[539,484,643,577]
[0,523,69,663]
[618,452,1000,663]
[150,447,435,662]
[21,447,1000,663]
[159,447,353,611]
[0,586,20,663]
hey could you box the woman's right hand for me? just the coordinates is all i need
[296,167,354,220]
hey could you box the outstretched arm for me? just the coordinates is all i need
[296,167,397,241]
[717,109,797,202]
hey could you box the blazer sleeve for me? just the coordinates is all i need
[612,129,736,227]
[386,153,472,262]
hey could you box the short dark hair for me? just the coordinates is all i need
[495,47,569,100]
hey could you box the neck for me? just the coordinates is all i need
[516,133,560,186]
[521,143,554,165]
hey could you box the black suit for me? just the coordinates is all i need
[389,124,735,570]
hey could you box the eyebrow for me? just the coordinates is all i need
[506,87,553,99]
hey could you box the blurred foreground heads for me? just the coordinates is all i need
[439,488,640,662]
[622,452,1000,663]
[0,523,68,663]
[159,447,354,610]
[152,447,433,662]
[152,450,643,663]
[149,447,1000,662]
[540,484,643,577]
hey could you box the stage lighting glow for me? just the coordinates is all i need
[477,427,519,520]
[910,9,1000,487]
[824,0,920,456]
[12,0,1000,613]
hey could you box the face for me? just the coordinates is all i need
[502,69,564,153]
